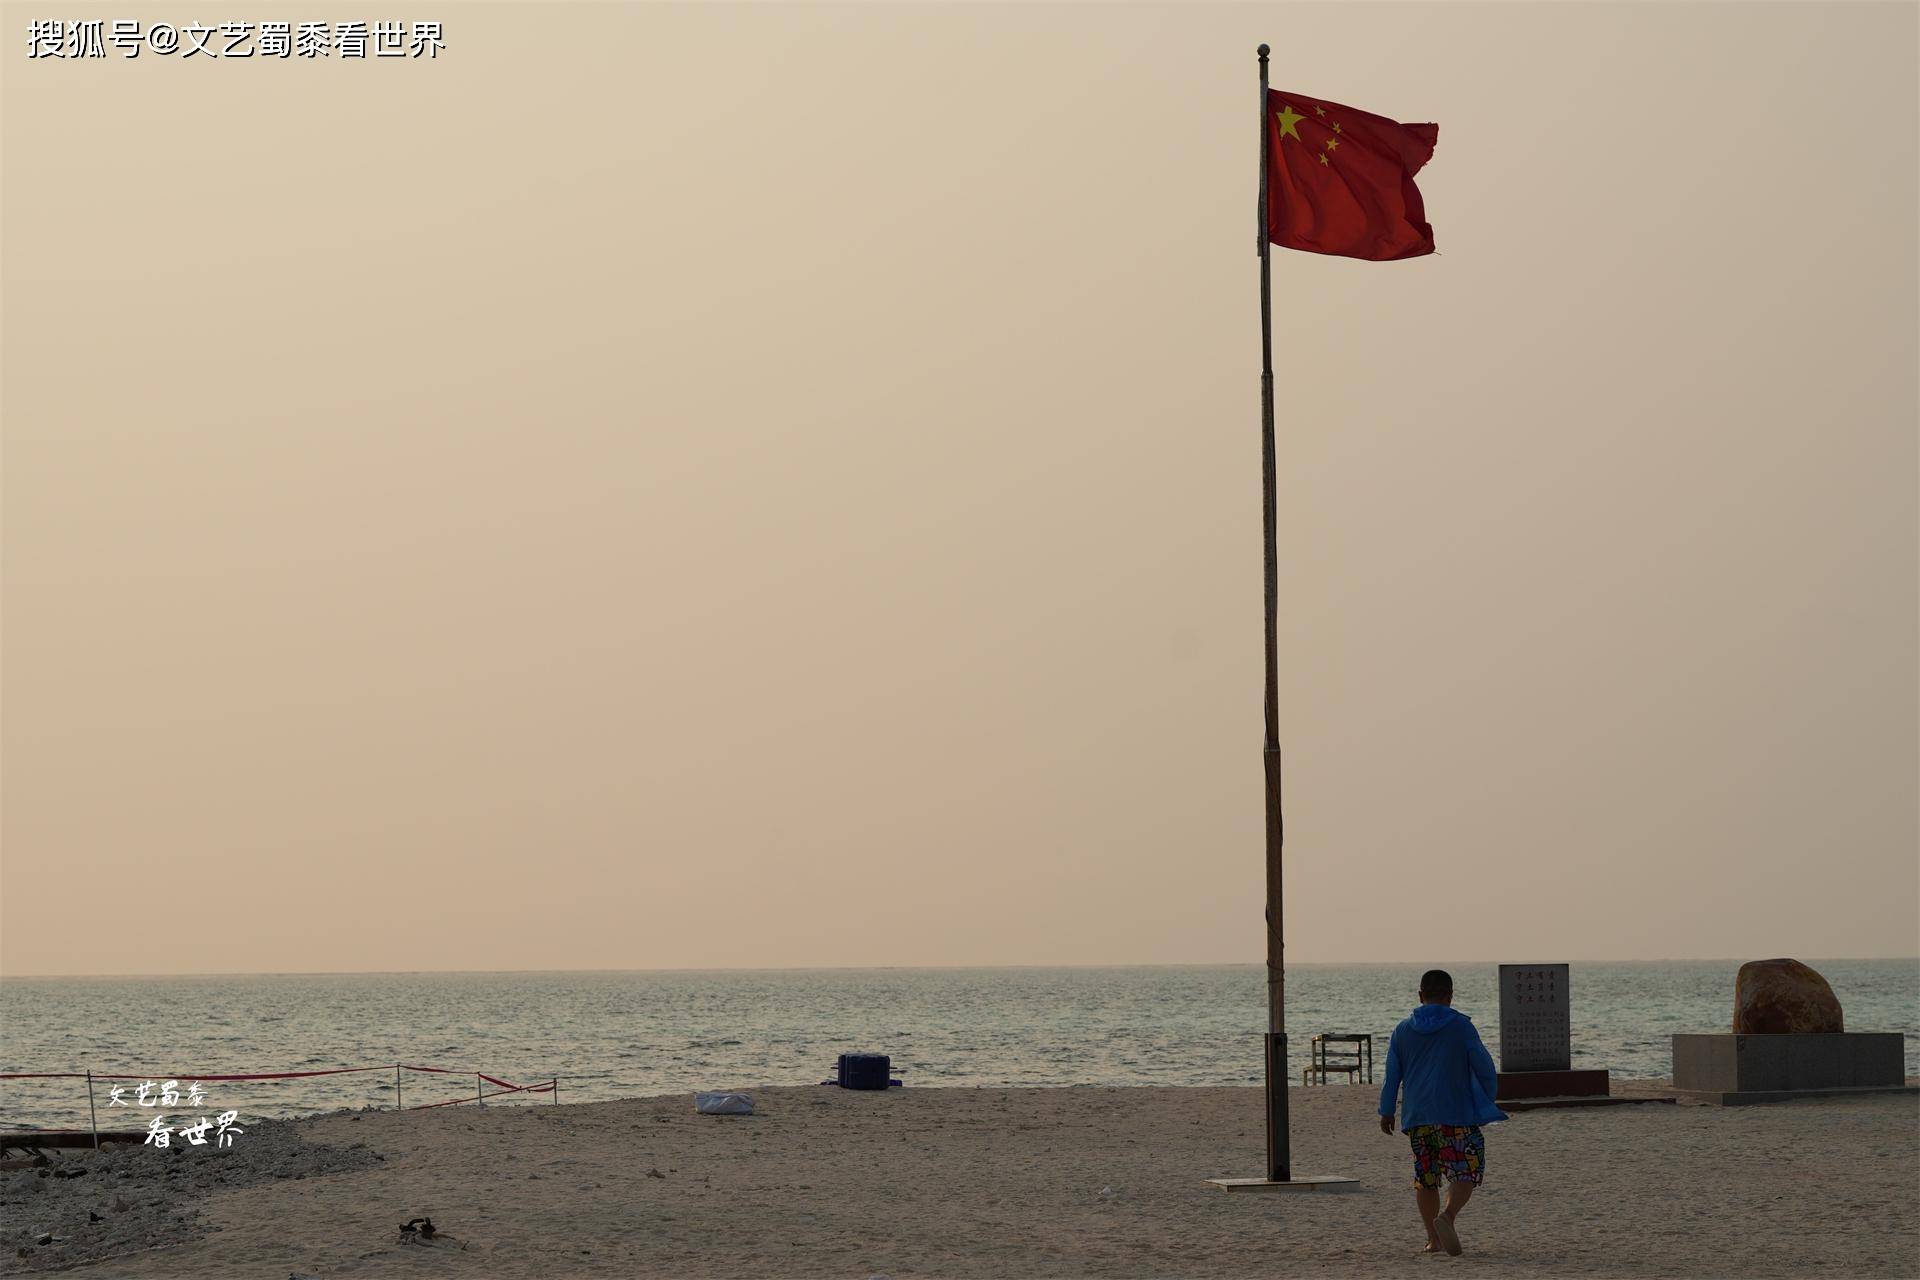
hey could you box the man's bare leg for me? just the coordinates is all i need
[1428,1181,1473,1255]
[1415,1185,1442,1252]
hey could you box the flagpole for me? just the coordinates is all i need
[1255,40,1290,1186]
[1208,42,1355,1195]
[1205,50,1356,1193]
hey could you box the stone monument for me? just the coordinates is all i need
[1732,958,1844,1033]
[1494,963,1610,1101]
[1672,957,1911,1104]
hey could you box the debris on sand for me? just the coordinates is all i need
[0,1123,381,1274]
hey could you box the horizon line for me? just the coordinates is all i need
[4,955,1917,981]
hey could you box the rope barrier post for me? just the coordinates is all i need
[476,1072,483,1109]
[86,1071,100,1150]
[553,1077,558,1105]
[395,1064,402,1111]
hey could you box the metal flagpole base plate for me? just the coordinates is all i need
[1204,1175,1360,1192]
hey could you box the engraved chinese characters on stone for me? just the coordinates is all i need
[1497,963,1571,1072]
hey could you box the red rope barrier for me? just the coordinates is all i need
[4,1062,563,1129]
[4,1069,388,1082]
[396,1066,547,1092]
[94,1067,393,1082]
[405,1079,555,1111]
[3,1064,557,1088]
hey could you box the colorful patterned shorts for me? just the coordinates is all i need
[1407,1124,1484,1188]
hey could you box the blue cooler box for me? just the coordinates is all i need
[836,1053,891,1090]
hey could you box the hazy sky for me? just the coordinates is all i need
[3,2,1915,977]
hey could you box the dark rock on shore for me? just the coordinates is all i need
[1733,958,1845,1034]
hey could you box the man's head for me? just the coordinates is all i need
[1418,969,1454,1005]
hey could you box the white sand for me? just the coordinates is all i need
[13,1082,1917,1278]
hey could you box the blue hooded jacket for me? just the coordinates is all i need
[1377,1003,1508,1131]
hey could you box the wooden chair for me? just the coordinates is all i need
[1301,1033,1374,1085]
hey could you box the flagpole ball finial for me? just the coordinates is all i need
[1257,43,1269,59]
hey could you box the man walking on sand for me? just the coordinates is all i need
[1377,969,1507,1256]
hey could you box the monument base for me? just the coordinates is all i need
[1672,1033,1905,1096]
[1500,1093,1673,1112]
[1672,1083,1917,1107]
[1496,1069,1609,1101]
[1204,1175,1361,1192]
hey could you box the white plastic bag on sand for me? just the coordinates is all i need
[695,1092,754,1115]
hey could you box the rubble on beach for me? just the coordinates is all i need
[1,1116,382,1274]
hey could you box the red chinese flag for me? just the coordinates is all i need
[1266,89,1438,261]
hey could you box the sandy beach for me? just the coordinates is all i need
[5,1081,1914,1279]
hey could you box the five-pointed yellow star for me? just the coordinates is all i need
[1318,153,1329,166]
[1314,105,1326,117]
[1331,121,1342,134]
[1324,137,1339,151]
[1274,104,1305,142]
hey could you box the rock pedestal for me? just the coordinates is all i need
[1672,1032,1906,1101]
[1673,958,1913,1105]
[1732,959,1844,1034]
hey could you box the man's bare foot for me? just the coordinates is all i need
[1431,1214,1463,1256]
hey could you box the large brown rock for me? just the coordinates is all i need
[1732,958,1844,1034]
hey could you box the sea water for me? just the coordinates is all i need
[2,960,1915,1129]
